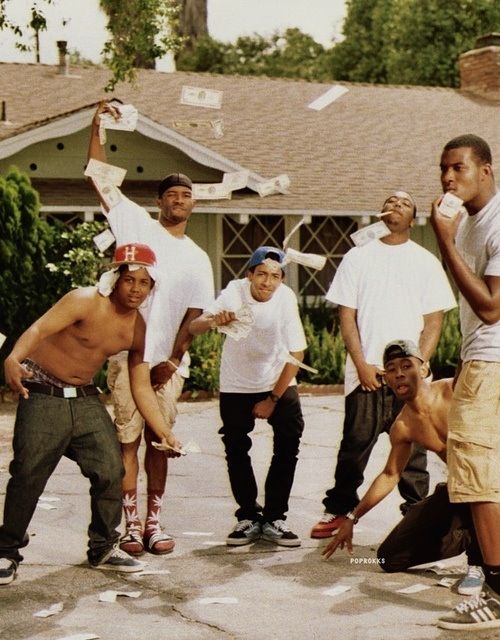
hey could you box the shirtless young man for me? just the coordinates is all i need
[0,243,182,585]
[322,340,484,599]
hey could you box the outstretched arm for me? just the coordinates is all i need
[87,101,121,212]
[322,426,412,559]
[189,309,236,336]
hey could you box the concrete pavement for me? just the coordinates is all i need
[0,394,490,640]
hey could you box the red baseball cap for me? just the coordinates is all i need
[108,243,156,268]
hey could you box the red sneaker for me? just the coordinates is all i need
[310,513,345,538]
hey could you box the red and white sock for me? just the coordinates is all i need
[122,489,142,533]
[144,490,164,537]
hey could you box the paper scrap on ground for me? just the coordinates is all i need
[217,303,254,341]
[198,597,238,605]
[181,439,202,453]
[151,441,187,455]
[256,174,290,197]
[85,158,126,187]
[37,501,57,510]
[396,583,431,594]
[98,590,142,603]
[39,495,61,502]
[183,531,214,537]
[133,569,171,577]
[193,183,232,200]
[99,103,138,144]
[425,564,466,575]
[438,192,463,218]
[282,350,318,374]
[180,86,223,109]
[437,578,456,588]
[56,635,99,640]
[0,332,6,348]
[93,179,122,209]
[285,248,327,271]
[308,85,349,111]
[222,170,249,192]
[322,584,352,597]
[34,602,64,618]
[202,540,225,546]
[93,228,115,253]
[350,221,391,246]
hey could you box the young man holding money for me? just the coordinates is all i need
[0,244,183,585]
[311,190,456,539]
[430,134,500,630]
[88,102,214,556]
[322,340,485,602]
[189,247,307,547]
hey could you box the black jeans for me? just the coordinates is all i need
[219,387,304,523]
[378,483,482,571]
[0,392,124,565]
[323,384,429,515]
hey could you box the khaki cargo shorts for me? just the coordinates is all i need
[447,360,500,503]
[107,352,185,444]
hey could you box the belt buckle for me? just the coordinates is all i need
[63,387,78,399]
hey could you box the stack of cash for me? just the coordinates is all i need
[217,303,254,341]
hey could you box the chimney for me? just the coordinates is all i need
[57,40,69,76]
[459,33,500,97]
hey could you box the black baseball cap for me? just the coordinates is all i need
[383,340,424,366]
[158,173,192,198]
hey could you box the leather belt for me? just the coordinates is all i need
[24,381,99,398]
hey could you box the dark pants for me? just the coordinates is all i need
[378,483,482,571]
[0,392,124,565]
[323,384,429,515]
[219,387,305,523]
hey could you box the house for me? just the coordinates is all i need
[0,34,499,296]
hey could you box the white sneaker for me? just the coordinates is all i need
[457,565,485,596]
[91,544,145,572]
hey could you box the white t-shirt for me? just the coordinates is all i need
[107,194,214,371]
[455,190,500,363]
[326,239,457,394]
[207,278,307,393]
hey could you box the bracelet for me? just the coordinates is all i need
[345,511,359,524]
[166,359,179,370]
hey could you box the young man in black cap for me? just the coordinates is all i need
[190,247,307,547]
[88,102,214,556]
[0,244,182,585]
[322,340,486,603]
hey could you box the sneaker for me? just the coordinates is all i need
[457,565,485,596]
[310,512,344,539]
[0,558,17,585]
[226,519,261,546]
[438,588,500,630]
[262,520,301,547]
[91,544,145,573]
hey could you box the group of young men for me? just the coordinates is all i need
[0,102,497,631]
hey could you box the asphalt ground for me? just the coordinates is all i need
[0,394,495,640]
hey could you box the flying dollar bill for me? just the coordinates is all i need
[93,178,123,209]
[85,158,126,187]
[93,228,115,253]
[285,248,327,270]
[180,85,223,109]
[350,221,391,246]
[222,170,249,192]
[281,350,319,374]
[192,183,232,200]
[256,174,290,197]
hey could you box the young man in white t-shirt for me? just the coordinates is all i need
[311,190,457,539]
[88,102,214,557]
[190,247,307,547]
[431,134,500,631]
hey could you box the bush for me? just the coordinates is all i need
[185,330,223,395]
[301,315,346,384]
[431,308,461,378]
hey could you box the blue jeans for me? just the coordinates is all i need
[0,392,123,565]
[219,387,305,523]
[323,384,429,515]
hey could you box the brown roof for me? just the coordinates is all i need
[1,62,499,214]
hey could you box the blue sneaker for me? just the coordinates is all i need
[0,559,17,585]
[226,519,261,546]
[91,544,145,572]
[457,565,485,596]
[262,520,301,547]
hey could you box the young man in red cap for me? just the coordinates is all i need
[0,244,182,585]
[322,340,485,602]
[190,247,306,547]
[88,102,214,556]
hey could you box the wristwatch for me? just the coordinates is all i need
[345,511,359,524]
[269,393,280,403]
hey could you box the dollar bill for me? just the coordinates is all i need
[192,183,232,200]
[93,178,123,209]
[350,221,391,246]
[211,119,224,138]
[222,170,249,192]
[281,350,319,374]
[85,158,126,187]
[99,104,138,132]
[256,174,290,197]
[180,85,223,110]
[93,228,115,253]
[285,248,327,270]
[308,85,349,111]
[438,192,463,218]
[217,303,254,341]
[172,118,224,138]
[151,441,187,455]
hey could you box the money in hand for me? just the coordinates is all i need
[256,174,290,197]
[438,192,463,218]
[99,104,138,131]
[350,221,391,246]
[180,85,223,109]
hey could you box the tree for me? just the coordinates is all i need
[328,0,500,87]
[177,0,207,50]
